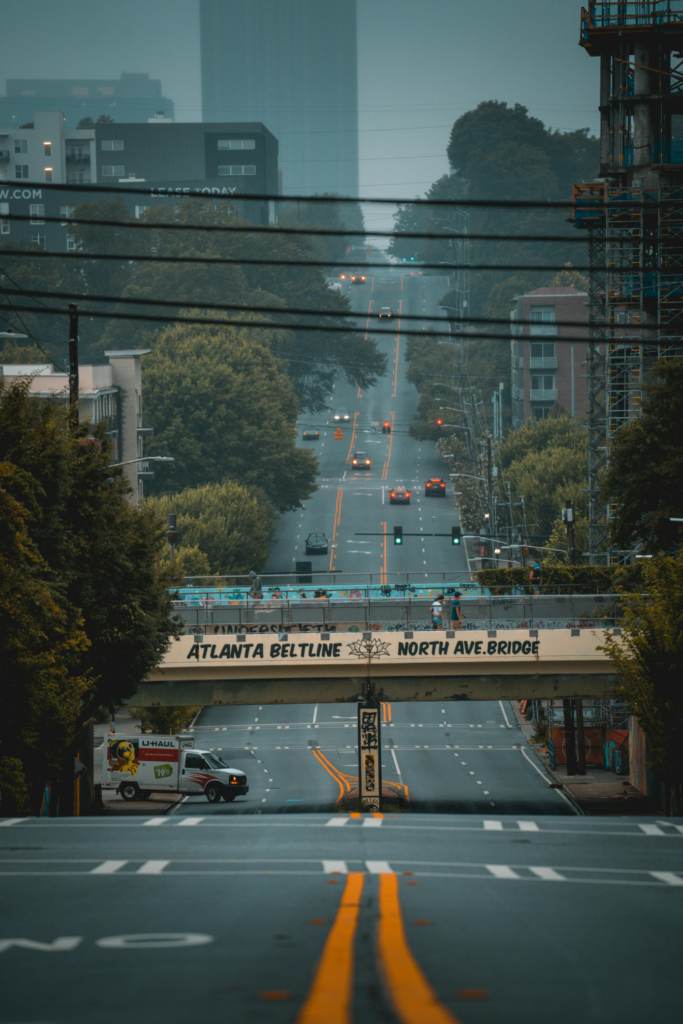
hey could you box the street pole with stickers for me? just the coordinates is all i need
[358,700,382,812]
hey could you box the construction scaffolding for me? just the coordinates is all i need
[574,3,683,563]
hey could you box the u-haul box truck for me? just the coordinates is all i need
[103,734,248,804]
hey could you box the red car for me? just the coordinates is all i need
[425,478,447,496]
[389,486,411,505]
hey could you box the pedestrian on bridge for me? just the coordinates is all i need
[431,594,446,630]
[249,570,263,601]
[449,591,463,630]
[529,562,543,595]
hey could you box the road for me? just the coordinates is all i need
[2,814,681,1023]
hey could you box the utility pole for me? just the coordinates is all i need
[563,699,578,777]
[563,499,576,566]
[167,513,178,568]
[68,303,79,414]
[575,699,586,776]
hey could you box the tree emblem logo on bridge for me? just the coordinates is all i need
[347,637,391,660]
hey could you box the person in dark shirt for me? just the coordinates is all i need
[529,562,543,595]
[450,591,463,629]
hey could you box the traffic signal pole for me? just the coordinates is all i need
[68,303,79,415]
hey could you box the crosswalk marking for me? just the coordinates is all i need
[517,821,539,832]
[326,817,348,827]
[323,860,348,874]
[650,871,683,886]
[362,818,383,828]
[136,860,170,874]
[673,825,683,835]
[142,818,168,827]
[91,860,127,874]
[483,820,503,830]
[177,817,204,826]
[529,866,566,881]
[639,824,666,836]
[486,865,521,879]
[0,819,22,827]
[366,861,393,874]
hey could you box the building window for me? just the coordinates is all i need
[0,219,8,235]
[66,235,76,251]
[217,139,256,150]
[616,310,630,324]
[43,142,51,156]
[531,375,555,391]
[530,307,557,336]
[14,139,28,154]
[72,86,89,96]
[101,140,124,151]
[531,406,552,421]
[217,165,256,176]
[30,203,45,224]
[101,165,125,177]
[15,165,29,179]
[530,342,555,358]
[67,172,86,184]
[60,205,75,223]
[31,233,46,247]
[98,86,115,96]
[44,168,52,182]
[134,205,152,218]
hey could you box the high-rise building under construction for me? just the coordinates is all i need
[573,1,683,563]
[199,0,359,197]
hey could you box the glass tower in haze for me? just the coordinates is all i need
[200,0,359,196]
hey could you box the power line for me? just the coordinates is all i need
[4,301,672,347]
[0,247,630,275]
[2,285,665,336]
[6,212,586,245]
[5,178,674,209]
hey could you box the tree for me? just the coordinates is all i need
[602,358,683,553]
[126,705,200,735]
[148,480,274,576]
[278,193,366,267]
[600,554,683,815]
[0,378,179,812]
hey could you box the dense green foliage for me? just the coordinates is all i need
[148,480,274,577]
[602,359,683,553]
[600,555,683,815]
[475,564,644,595]
[0,379,178,813]
[127,705,201,736]
[142,321,317,510]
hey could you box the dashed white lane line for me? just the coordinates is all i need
[0,819,22,827]
[530,867,566,881]
[143,818,168,827]
[650,871,683,885]
[639,824,666,836]
[177,817,204,827]
[326,818,348,827]
[499,699,513,728]
[323,860,348,874]
[484,821,503,831]
[366,860,393,873]
[91,860,127,874]
[518,821,539,832]
[137,860,170,874]
[390,747,402,779]
[486,865,520,879]
[363,818,383,828]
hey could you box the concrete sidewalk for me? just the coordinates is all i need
[510,701,661,816]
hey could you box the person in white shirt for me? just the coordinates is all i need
[431,594,445,630]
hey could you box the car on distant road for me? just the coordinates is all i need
[425,478,447,496]
[305,533,329,555]
[302,429,320,440]
[389,486,411,504]
[351,451,371,470]
[333,407,350,422]
[378,307,393,318]
[350,272,366,284]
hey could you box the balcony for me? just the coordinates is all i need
[0,151,9,163]
[66,153,91,165]
[530,389,558,402]
[529,356,558,370]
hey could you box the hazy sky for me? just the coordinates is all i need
[0,0,598,206]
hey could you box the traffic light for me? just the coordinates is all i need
[451,526,462,546]
[393,526,403,545]
[436,418,443,428]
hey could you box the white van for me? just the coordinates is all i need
[102,733,249,804]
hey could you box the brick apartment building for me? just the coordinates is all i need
[510,287,589,427]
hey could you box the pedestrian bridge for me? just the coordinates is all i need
[125,629,621,706]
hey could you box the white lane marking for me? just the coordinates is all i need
[498,700,513,728]
[486,865,520,879]
[639,824,666,836]
[391,747,402,778]
[323,860,348,874]
[177,818,204,826]
[650,871,683,885]
[326,818,348,826]
[529,866,566,881]
[0,819,22,827]
[137,860,170,874]
[518,746,579,813]
[674,826,683,835]
[366,860,393,873]
[143,818,168,826]
[363,818,383,828]
[91,860,128,874]
[517,821,539,832]
[483,821,503,830]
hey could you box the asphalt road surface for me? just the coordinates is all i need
[2,814,681,1023]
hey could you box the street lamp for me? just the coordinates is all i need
[0,329,28,339]
[109,456,174,468]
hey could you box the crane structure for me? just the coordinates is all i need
[573,2,683,563]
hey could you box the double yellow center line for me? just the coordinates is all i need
[296,872,461,1024]
[329,487,343,571]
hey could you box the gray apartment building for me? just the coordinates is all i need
[510,287,589,427]
[0,114,279,249]
[200,0,359,196]
[0,73,174,130]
